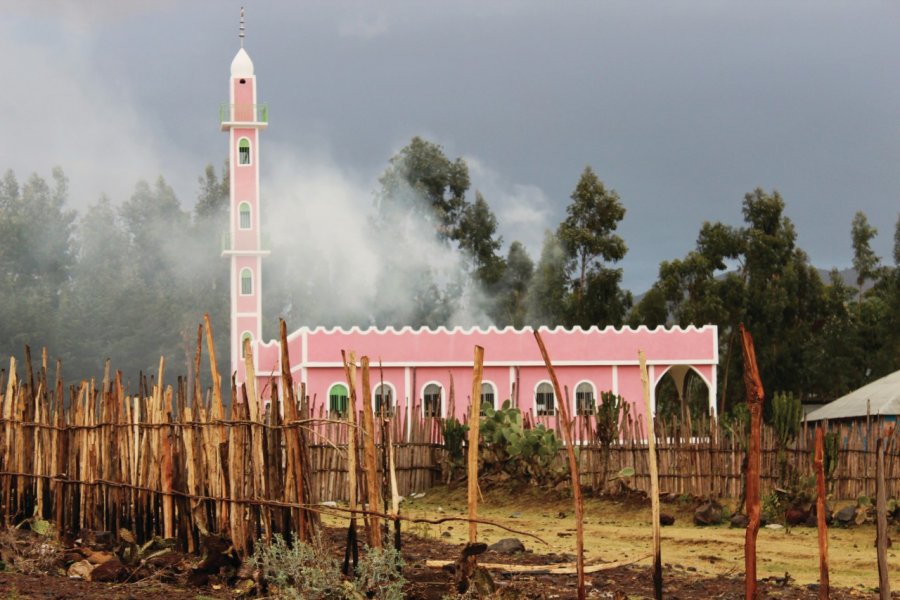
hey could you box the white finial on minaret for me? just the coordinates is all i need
[239,7,245,48]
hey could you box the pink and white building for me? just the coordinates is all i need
[221,26,719,430]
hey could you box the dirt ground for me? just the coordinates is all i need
[0,487,897,599]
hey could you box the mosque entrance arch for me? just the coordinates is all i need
[654,365,712,430]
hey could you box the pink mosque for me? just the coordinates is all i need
[220,25,718,431]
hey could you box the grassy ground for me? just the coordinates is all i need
[383,485,900,592]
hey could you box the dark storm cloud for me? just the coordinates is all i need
[5,1,899,292]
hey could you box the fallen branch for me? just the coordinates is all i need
[315,503,548,545]
[425,553,651,574]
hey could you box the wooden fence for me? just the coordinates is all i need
[0,346,442,557]
[560,410,900,501]
[0,345,898,559]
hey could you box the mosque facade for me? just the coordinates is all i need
[220,34,718,430]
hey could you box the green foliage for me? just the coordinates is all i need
[441,417,469,482]
[557,166,629,327]
[823,431,840,481]
[594,391,628,450]
[493,241,534,328]
[851,210,880,294]
[772,392,802,451]
[525,230,569,326]
[772,391,802,487]
[478,400,564,487]
[250,534,336,599]
[354,546,405,600]
[722,403,750,450]
[250,535,404,600]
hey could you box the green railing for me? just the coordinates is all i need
[219,103,268,124]
[221,231,270,253]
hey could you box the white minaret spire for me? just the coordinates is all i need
[239,7,245,48]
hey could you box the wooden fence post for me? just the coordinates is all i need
[468,346,485,547]
[360,357,382,549]
[875,436,891,600]
[639,351,662,600]
[534,331,585,600]
[814,426,829,600]
[740,324,764,600]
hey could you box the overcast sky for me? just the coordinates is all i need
[4,1,899,293]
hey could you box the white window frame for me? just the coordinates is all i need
[480,380,497,416]
[238,201,252,229]
[421,381,443,418]
[373,382,396,417]
[534,380,556,416]
[327,382,350,417]
[575,380,597,416]
[238,137,252,166]
[240,267,253,295]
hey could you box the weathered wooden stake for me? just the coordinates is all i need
[814,426,829,600]
[875,436,891,600]
[468,346,484,546]
[360,357,383,548]
[341,350,361,575]
[533,331,585,600]
[740,324,764,600]
[639,350,662,600]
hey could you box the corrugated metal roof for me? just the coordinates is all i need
[805,369,900,421]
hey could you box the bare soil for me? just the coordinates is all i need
[0,485,897,599]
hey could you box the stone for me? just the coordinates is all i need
[488,538,526,554]
[90,558,127,583]
[785,505,810,526]
[67,559,94,580]
[659,513,675,526]
[693,500,724,526]
[730,514,749,528]
[835,505,856,525]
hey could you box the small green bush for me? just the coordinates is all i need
[355,546,405,600]
[249,534,343,600]
[250,535,405,600]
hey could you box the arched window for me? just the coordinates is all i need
[575,381,596,416]
[238,138,251,165]
[240,268,252,295]
[535,381,555,416]
[423,383,442,418]
[374,383,395,417]
[239,202,251,229]
[328,383,349,417]
[240,331,253,358]
[480,381,496,416]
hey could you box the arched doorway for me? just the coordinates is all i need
[654,365,711,433]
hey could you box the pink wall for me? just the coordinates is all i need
[253,325,719,437]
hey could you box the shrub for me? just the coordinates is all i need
[250,536,406,600]
[249,534,343,600]
[354,546,405,600]
[479,400,565,487]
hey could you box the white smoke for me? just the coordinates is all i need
[261,144,496,329]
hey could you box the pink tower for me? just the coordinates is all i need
[221,8,269,381]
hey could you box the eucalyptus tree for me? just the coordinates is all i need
[557,166,628,327]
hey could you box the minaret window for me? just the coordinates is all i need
[239,202,251,229]
[240,268,253,295]
[241,332,253,357]
[238,138,251,165]
[328,384,349,417]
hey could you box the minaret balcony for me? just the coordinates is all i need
[220,103,269,130]
[221,231,271,257]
